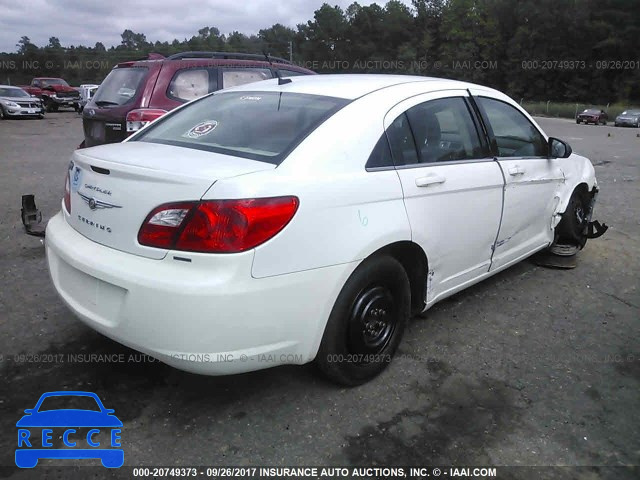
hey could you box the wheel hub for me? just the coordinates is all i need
[348,285,396,355]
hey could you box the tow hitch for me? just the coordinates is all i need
[21,194,45,237]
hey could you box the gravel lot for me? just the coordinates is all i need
[0,113,638,479]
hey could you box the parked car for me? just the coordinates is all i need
[576,108,608,125]
[45,74,606,385]
[614,109,640,127]
[20,77,81,112]
[81,51,314,148]
[76,84,100,113]
[0,85,44,119]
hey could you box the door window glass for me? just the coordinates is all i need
[405,97,485,163]
[478,97,547,157]
[386,113,419,166]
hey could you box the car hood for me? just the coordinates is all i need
[0,95,36,103]
[43,84,77,93]
[16,410,123,427]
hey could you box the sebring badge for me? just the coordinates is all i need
[78,191,122,211]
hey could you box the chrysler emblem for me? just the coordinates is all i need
[78,191,121,210]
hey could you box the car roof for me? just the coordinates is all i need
[120,58,306,70]
[218,74,488,100]
[0,84,23,89]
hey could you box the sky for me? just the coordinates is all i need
[0,0,411,53]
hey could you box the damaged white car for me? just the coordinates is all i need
[44,74,607,385]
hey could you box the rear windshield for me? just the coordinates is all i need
[38,395,101,412]
[92,67,148,106]
[134,91,348,164]
[41,78,69,87]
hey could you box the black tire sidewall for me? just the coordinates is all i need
[316,255,411,385]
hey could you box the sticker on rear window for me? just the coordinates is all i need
[71,167,82,192]
[240,96,262,101]
[183,120,218,139]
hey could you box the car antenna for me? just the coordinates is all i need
[263,51,291,85]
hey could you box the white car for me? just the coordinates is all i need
[45,74,605,385]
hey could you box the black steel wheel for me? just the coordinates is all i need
[316,255,410,385]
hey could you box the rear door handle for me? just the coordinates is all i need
[415,175,446,187]
[508,166,525,176]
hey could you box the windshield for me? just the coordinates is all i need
[92,67,148,106]
[621,110,640,115]
[0,87,30,98]
[41,78,69,87]
[38,395,101,412]
[135,91,348,164]
[583,109,599,114]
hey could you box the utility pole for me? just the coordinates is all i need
[289,41,293,63]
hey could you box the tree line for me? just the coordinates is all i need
[1,0,639,104]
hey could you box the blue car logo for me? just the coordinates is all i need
[16,391,123,468]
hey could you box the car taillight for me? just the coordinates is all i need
[126,108,167,133]
[138,197,299,253]
[64,169,71,214]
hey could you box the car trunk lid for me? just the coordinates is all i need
[66,142,275,259]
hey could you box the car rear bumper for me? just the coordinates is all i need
[45,212,354,375]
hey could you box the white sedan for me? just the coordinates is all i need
[45,74,605,385]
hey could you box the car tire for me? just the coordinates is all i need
[576,119,581,124]
[556,188,590,250]
[316,255,410,386]
[0,106,6,120]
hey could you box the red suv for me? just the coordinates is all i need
[82,51,314,147]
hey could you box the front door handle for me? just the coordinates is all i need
[415,175,446,187]
[508,166,525,176]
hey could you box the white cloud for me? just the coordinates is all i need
[0,0,411,53]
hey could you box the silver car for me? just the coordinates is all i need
[0,85,45,119]
[614,109,640,128]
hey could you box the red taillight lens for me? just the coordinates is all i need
[138,197,299,253]
[126,108,167,133]
[64,170,71,213]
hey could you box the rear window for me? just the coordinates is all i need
[38,395,101,412]
[221,68,272,88]
[92,67,148,106]
[134,91,348,164]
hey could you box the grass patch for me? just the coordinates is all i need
[521,102,640,120]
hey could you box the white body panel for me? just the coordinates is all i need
[45,74,600,375]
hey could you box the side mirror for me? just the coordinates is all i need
[549,137,572,158]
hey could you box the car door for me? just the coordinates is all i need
[385,91,505,302]
[472,93,564,270]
